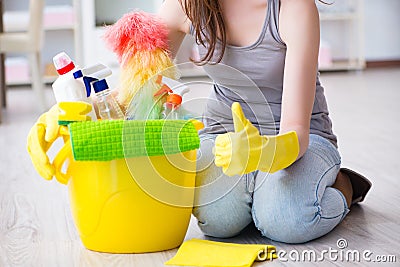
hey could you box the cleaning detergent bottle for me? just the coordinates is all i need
[73,63,110,98]
[92,78,124,120]
[52,52,97,121]
[155,75,191,120]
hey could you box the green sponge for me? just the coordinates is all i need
[68,120,200,161]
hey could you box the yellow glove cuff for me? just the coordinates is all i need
[259,131,299,173]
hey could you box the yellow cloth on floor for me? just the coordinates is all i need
[165,239,277,267]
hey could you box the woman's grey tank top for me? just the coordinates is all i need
[189,0,337,146]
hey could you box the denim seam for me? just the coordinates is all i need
[245,172,256,195]
[313,161,342,223]
[314,161,341,206]
[330,187,350,222]
[251,205,267,237]
[320,213,344,220]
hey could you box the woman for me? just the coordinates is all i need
[159,0,371,243]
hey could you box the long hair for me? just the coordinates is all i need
[179,0,330,65]
[179,0,225,65]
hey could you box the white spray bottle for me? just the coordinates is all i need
[51,52,97,121]
[73,63,112,98]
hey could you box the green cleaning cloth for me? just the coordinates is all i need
[165,239,277,267]
[68,119,200,161]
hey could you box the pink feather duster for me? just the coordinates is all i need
[104,11,170,66]
[103,11,177,111]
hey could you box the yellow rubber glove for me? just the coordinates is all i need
[26,104,69,180]
[214,102,300,176]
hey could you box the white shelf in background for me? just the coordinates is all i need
[6,76,57,86]
[319,60,366,71]
[3,5,75,32]
[320,12,358,21]
[3,1,81,86]
[317,0,365,71]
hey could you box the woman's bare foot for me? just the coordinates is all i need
[332,171,353,208]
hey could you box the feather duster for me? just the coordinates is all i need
[103,11,178,114]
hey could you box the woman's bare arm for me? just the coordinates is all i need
[157,0,191,59]
[279,0,320,158]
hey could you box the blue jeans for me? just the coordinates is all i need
[193,134,349,244]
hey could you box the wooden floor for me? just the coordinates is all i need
[0,68,399,266]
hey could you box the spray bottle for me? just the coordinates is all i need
[82,67,124,120]
[51,52,97,121]
[154,75,191,120]
[74,64,123,120]
[73,63,109,98]
[93,80,124,120]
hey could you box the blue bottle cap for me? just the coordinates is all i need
[93,79,109,94]
[73,70,83,79]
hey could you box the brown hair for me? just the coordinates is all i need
[179,0,330,66]
[179,0,225,65]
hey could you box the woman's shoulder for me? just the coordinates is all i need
[278,0,320,48]
[280,0,316,5]
[279,0,319,12]
[158,0,191,34]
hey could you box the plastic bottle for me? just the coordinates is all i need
[92,79,124,120]
[52,52,97,121]
[73,63,111,119]
[162,100,196,120]
[73,63,111,98]
[162,91,185,120]
[155,76,192,120]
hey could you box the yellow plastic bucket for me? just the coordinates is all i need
[53,120,198,253]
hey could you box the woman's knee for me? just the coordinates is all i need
[252,193,319,243]
[193,204,252,238]
[252,196,348,244]
[252,203,318,244]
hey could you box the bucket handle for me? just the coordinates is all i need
[52,101,93,185]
